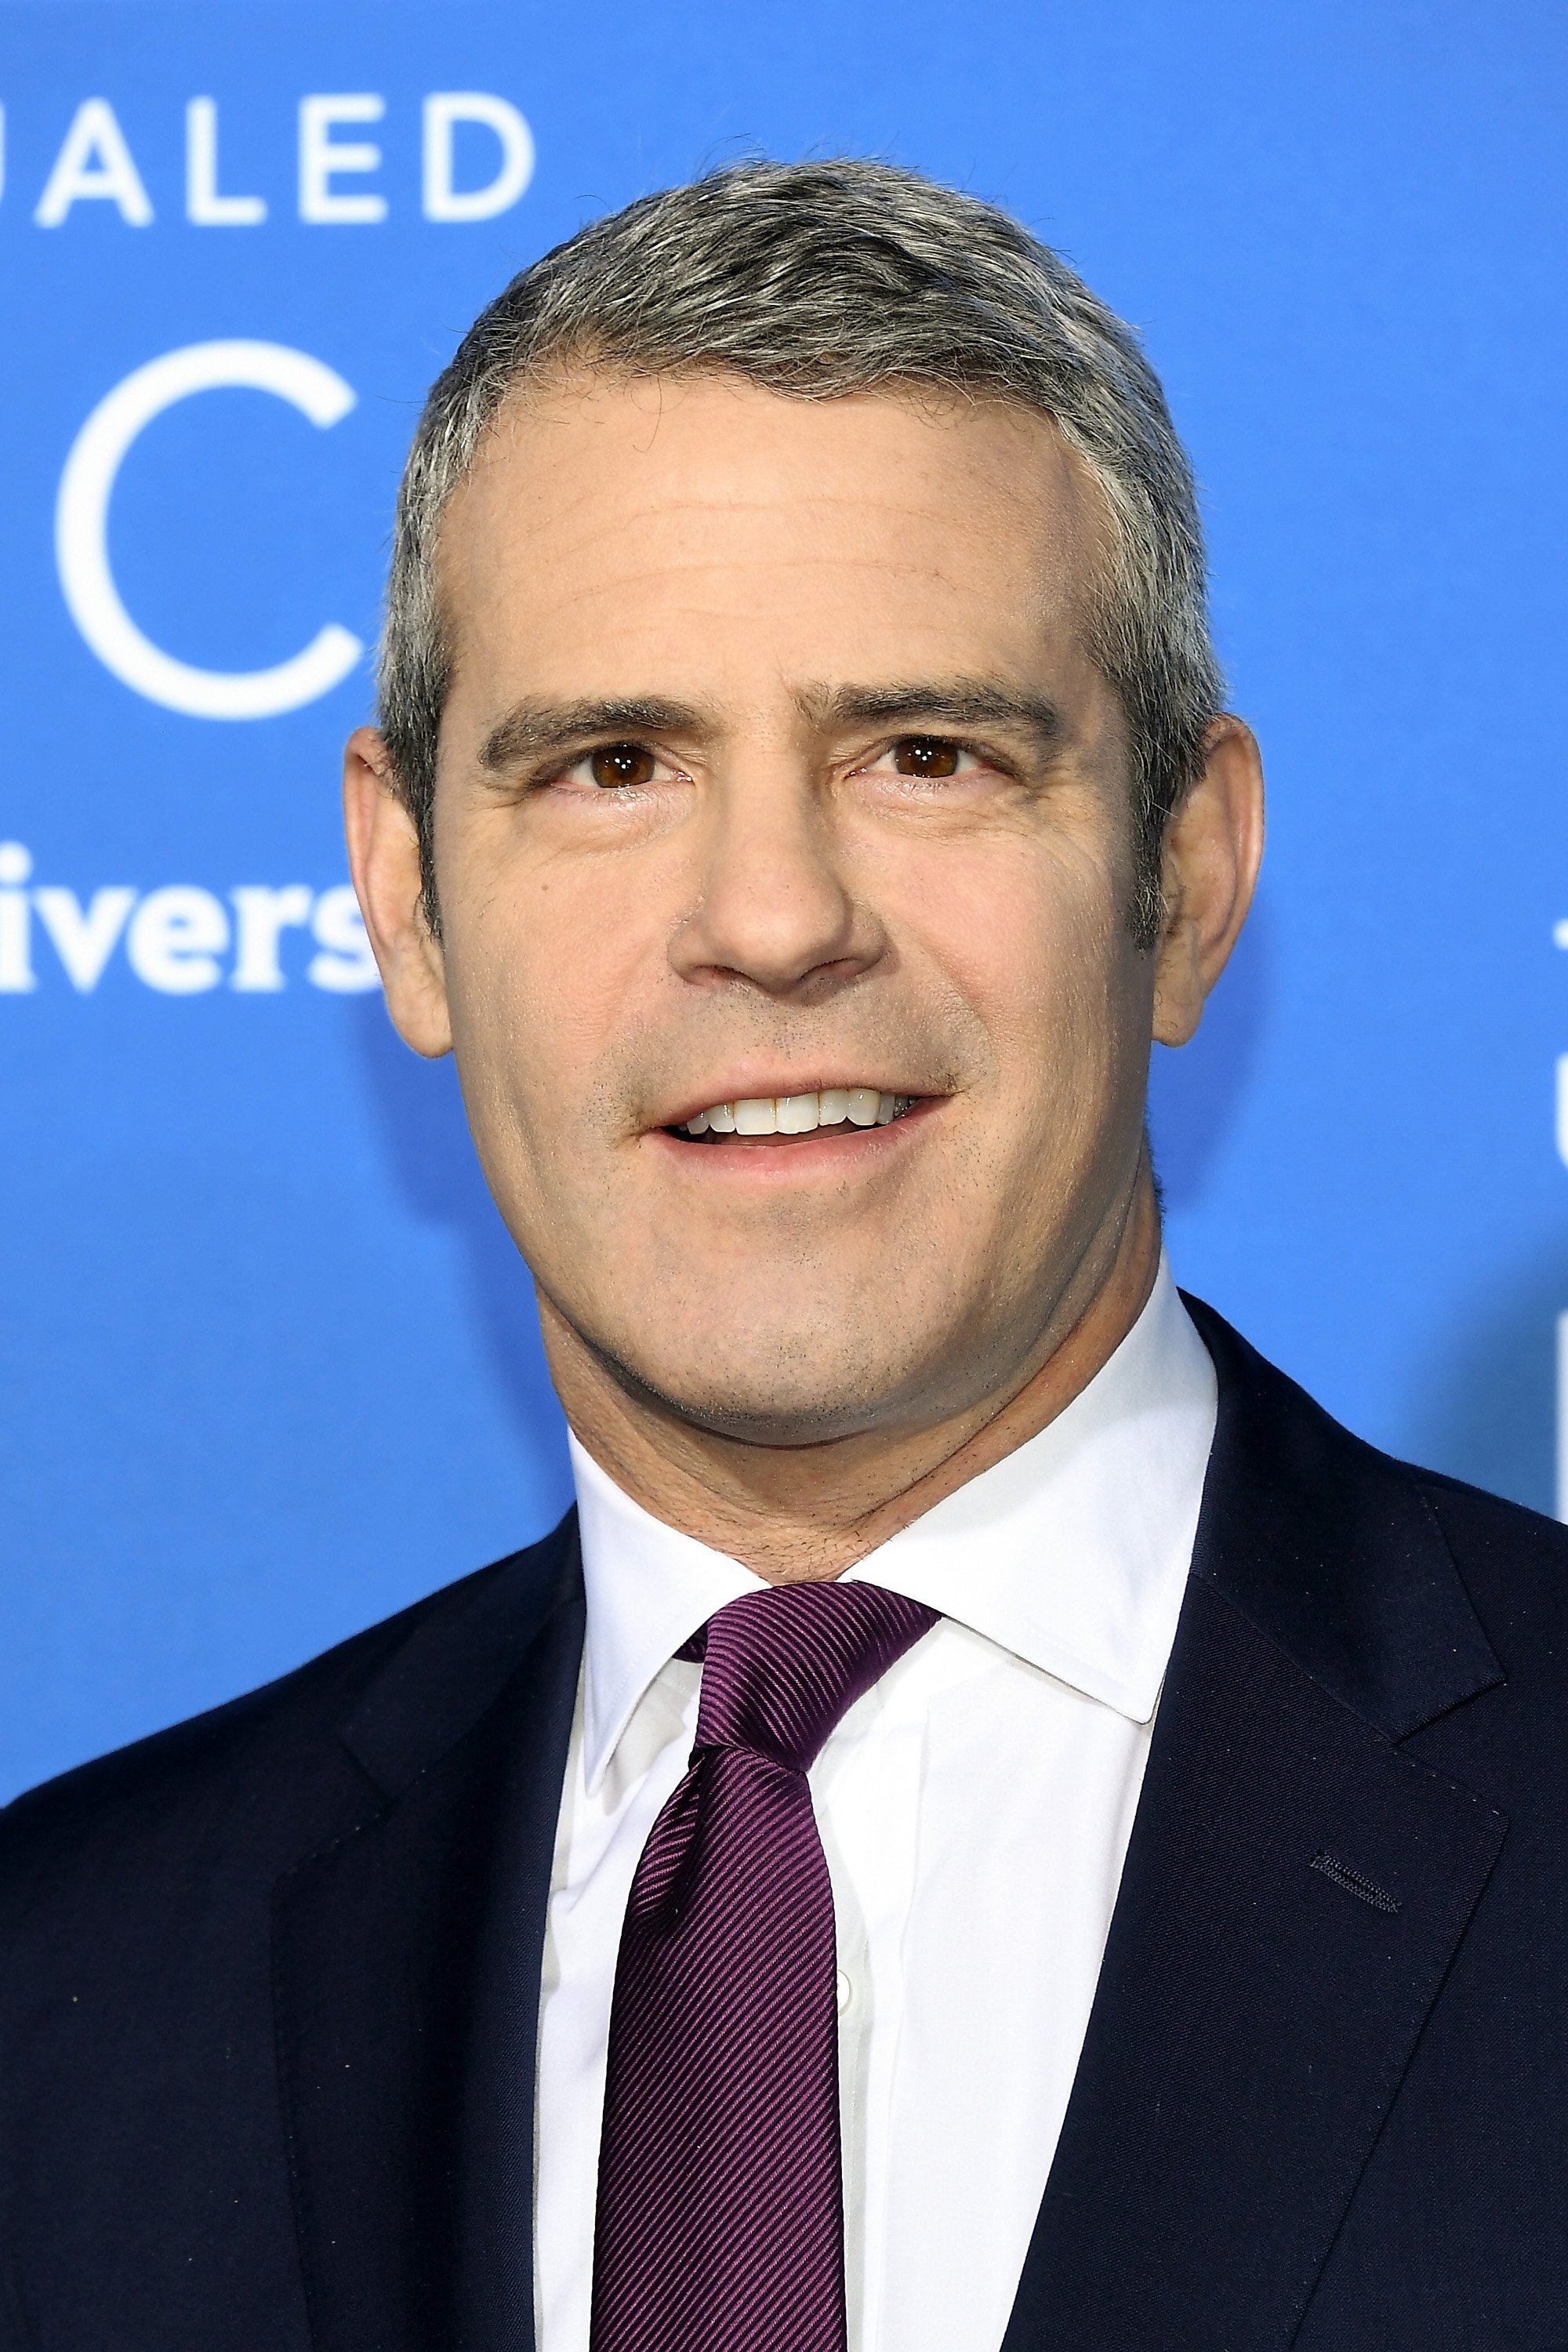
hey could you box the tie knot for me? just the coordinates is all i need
[690,1581,937,1771]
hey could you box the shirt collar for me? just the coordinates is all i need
[568,1435,763,1794]
[568,1256,1216,1789]
[840,1258,1215,1721]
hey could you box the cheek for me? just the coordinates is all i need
[438,843,664,1166]
[904,835,1133,1058]
[908,862,1150,1214]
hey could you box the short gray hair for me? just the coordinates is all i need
[379,158,1222,944]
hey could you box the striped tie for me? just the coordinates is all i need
[589,1579,938,2352]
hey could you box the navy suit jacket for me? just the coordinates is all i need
[4,1299,1568,2351]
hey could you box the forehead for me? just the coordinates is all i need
[436,372,1107,700]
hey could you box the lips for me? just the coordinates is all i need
[671,1088,919,1140]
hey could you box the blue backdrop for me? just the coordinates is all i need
[3,0,1565,1802]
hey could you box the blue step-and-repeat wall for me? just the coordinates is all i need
[2,0,1565,1801]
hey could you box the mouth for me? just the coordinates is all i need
[662,1087,924,1145]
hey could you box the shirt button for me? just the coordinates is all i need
[835,1969,851,2013]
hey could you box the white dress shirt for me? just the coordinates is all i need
[534,1260,1217,2352]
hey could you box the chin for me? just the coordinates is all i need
[597,1311,975,1450]
[658,1388,895,1450]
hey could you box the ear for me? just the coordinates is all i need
[343,726,453,1058]
[1151,715,1265,1047]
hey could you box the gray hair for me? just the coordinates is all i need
[379,158,1222,945]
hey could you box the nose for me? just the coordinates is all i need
[669,759,885,1002]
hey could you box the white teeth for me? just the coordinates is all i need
[679,1088,916,1137]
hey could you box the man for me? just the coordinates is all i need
[3,158,1566,2352]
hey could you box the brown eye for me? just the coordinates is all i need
[891,736,961,779]
[589,742,656,789]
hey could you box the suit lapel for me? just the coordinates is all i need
[272,1519,584,2352]
[1002,1305,1508,2352]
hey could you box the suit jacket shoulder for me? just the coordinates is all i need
[1,1523,575,1906]
[1415,1459,1568,1653]
[1184,1292,1568,1734]
[0,1517,584,2352]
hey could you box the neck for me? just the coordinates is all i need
[541,1163,1163,1585]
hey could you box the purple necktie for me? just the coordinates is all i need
[589,1579,938,2352]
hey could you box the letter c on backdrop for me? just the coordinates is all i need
[55,339,363,720]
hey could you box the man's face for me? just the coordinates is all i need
[410,374,1160,1443]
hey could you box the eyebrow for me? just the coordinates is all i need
[479,695,710,771]
[797,680,1069,750]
